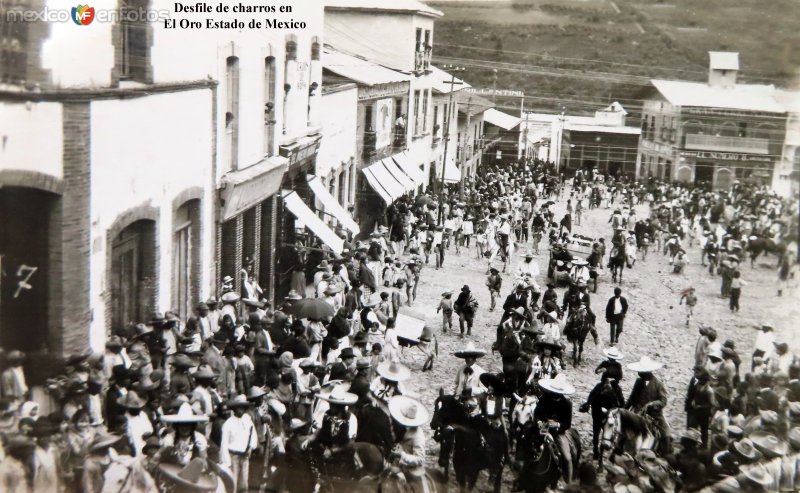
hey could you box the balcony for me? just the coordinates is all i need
[363,130,408,162]
[684,134,769,154]
[414,49,432,74]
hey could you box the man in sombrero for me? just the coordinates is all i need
[534,373,577,482]
[453,343,487,411]
[388,395,434,493]
[160,402,210,466]
[303,387,360,476]
[625,356,670,454]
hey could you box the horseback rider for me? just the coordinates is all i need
[515,251,542,310]
[530,337,561,382]
[387,396,433,493]
[159,403,209,466]
[534,374,577,483]
[625,356,671,455]
[497,307,528,370]
[302,388,359,476]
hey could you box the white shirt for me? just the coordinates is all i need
[219,414,258,466]
[613,298,623,315]
[454,364,486,397]
[126,412,153,456]
[754,331,775,356]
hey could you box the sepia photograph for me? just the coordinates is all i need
[0,0,798,491]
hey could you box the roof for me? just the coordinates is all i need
[775,89,800,113]
[602,101,628,115]
[324,0,442,17]
[323,46,411,86]
[564,123,641,135]
[430,65,470,94]
[650,79,785,113]
[709,52,739,71]
[457,92,494,117]
[484,108,522,130]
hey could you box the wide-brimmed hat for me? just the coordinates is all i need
[161,403,208,424]
[681,428,702,444]
[538,374,575,395]
[339,347,356,360]
[454,342,486,359]
[285,290,303,301]
[194,365,217,380]
[479,373,509,395]
[205,297,218,306]
[172,353,197,369]
[522,251,535,259]
[377,361,411,382]
[289,418,308,432]
[324,285,343,295]
[221,292,241,304]
[89,432,123,452]
[317,260,330,270]
[511,307,526,318]
[441,290,454,297]
[572,259,588,267]
[388,395,429,427]
[158,458,218,492]
[105,336,123,349]
[118,391,146,409]
[242,298,265,309]
[543,310,559,323]
[743,464,774,487]
[750,431,788,458]
[534,336,561,351]
[247,386,267,401]
[356,358,372,370]
[227,394,251,408]
[603,347,624,360]
[627,356,663,373]
[731,438,761,461]
[316,387,358,406]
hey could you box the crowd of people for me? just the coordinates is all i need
[0,157,797,493]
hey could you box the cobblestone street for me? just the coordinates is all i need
[393,192,799,490]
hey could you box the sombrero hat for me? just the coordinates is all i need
[572,259,588,267]
[511,306,526,318]
[221,292,241,304]
[158,458,219,492]
[89,432,123,452]
[247,386,267,401]
[750,431,788,458]
[118,391,146,409]
[388,395,429,427]
[285,290,303,301]
[377,361,411,382]
[479,373,509,395]
[603,347,624,360]
[453,342,486,359]
[316,387,358,406]
[226,394,252,408]
[731,438,761,462]
[627,356,662,373]
[538,374,575,395]
[161,403,208,424]
[194,365,217,380]
[534,337,561,351]
[742,464,774,487]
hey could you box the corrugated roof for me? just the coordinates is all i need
[324,0,443,17]
[709,51,739,71]
[564,123,641,135]
[430,65,470,94]
[457,92,494,116]
[650,79,785,113]
[323,47,411,86]
[484,108,522,130]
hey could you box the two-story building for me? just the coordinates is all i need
[637,52,787,189]
[456,92,493,188]
[324,0,442,214]
[0,0,324,363]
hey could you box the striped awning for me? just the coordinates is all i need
[282,191,344,254]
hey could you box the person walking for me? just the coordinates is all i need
[729,270,746,312]
[605,287,628,346]
[437,290,454,333]
[486,267,503,312]
[454,285,477,338]
[679,287,697,327]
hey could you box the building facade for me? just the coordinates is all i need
[637,52,787,189]
[456,92,492,187]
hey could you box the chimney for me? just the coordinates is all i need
[708,51,739,88]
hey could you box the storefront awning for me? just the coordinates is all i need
[362,161,407,204]
[306,175,360,236]
[390,151,426,185]
[220,156,288,221]
[381,156,417,192]
[442,154,462,184]
[282,190,344,254]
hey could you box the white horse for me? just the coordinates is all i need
[101,456,158,493]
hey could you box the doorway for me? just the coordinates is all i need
[110,220,156,330]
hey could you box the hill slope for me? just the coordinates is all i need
[430,0,800,116]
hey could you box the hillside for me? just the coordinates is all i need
[429,0,800,117]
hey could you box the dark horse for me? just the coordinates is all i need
[608,239,626,283]
[513,420,581,493]
[431,392,507,493]
[563,306,594,367]
[747,234,787,267]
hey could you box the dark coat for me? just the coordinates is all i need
[534,392,572,433]
[585,380,624,419]
[604,295,628,321]
[625,376,668,412]
[356,404,395,457]
[501,292,528,323]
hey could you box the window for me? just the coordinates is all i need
[226,56,240,169]
[423,30,432,70]
[311,40,320,61]
[433,106,439,137]
[172,200,200,320]
[738,122,748,138]
[422,90,429,132]
[0,2,29,84]
[119,0,151,82]
[264,56,276,156]
[413,90,421,134]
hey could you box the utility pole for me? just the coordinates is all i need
[460,95,472,199]
[491,69,498,104]
[439,65,465,226]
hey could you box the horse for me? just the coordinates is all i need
[513,420,581,493]
[431,392,507,493]
[608,242,626,283]
[509,392,538,453]
[101,456,158,493]
[747,234,787,267]
[563,306,594,367]
[599,408,665,467]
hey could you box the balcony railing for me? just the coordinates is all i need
[363,130,407,161]
[414,50,432,73]
[684,134,770,154]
